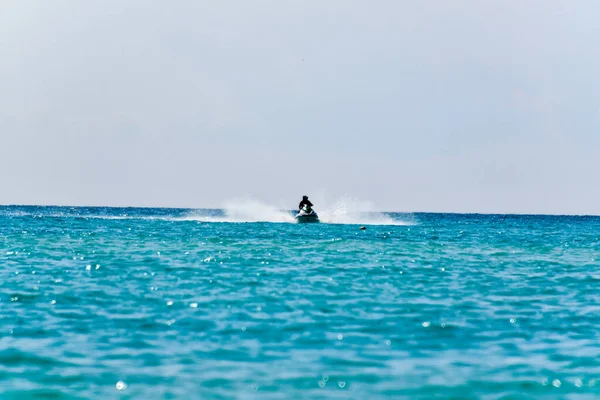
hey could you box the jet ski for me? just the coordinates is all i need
[295,205,320,223]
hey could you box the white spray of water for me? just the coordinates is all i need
[185,199,294,223]
[317,196,406,225]
[186,196,412,226]
[220,199,295,223]
[5,197,412,225]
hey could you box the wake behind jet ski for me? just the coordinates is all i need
[295,196,319,223]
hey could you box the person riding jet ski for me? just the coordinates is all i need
[298,196,313,212]
[295,195,319,223]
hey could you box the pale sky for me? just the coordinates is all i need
[1,1,599,214]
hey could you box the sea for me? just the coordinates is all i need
[1,203,600,399]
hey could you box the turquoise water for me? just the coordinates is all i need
[2,206,600,399]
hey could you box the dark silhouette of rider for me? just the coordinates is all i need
[299,195,313,210]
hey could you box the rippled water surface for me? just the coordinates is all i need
[2,206,600,399]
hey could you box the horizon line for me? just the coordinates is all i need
[1,203,599,218]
